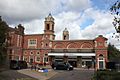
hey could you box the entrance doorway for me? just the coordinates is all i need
[82,60,92,68]
[68,61,77,67]
[98,54,105,69]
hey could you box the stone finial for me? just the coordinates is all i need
[45,13,54,21]
[64,28,68,32]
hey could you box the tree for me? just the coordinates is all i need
[0,16,8,65]
[108,43,120,60]
[110,0,120,33]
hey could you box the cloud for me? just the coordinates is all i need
[62,0,91,11]
[0,0,61,24]
[0,0,92,24]
[81,8,114,38]
[54,12,82,40]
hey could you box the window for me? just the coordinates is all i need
[98,54,105,69]
[46,24,50,30]
[64,35,66,40]
[44,57,48,62]
[24,57,28,62]
[30,52,33,55]
[28,39,37,46]
[98,42,103,46]
[45,54,48,56]
[36,52,40,55]
[46,43,48,47]
[36,56,41,62]
[24,52,27,55]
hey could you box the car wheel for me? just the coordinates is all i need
[67,68,70,71]
[54,67,56,70]
[18,67,21,70]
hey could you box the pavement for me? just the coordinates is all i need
[0,65,57,80]
[0,65,94,80]
[18,68,57,80]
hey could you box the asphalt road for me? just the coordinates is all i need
[48,69,94,80]
[0,70,37,80]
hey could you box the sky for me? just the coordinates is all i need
[0,0,120,49]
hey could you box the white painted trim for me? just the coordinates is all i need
[48,53,95,56]
[28,39,37,48]
[98,57,105,69]
[35,56,41,63]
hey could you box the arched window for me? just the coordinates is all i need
[98,54,105,69]
[46,24,50,30]
[35,56,41,62]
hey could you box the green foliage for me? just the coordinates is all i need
[92,70,120,80]
[107,43,120,60]
[110,1,120,33]
[0,17,8,65]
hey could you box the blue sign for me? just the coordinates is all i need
[43,69,48,72]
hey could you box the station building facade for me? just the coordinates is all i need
[6,14,108,70]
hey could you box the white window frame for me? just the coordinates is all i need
[36,52,40,55]
[98,57,105,69]
[28,39,37,47]
[35,56,41,62]
[29,56,34,63]
[30,51,34,55]
[23,56,28,62]
[43,57,49,63]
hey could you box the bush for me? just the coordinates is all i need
[92,70,120,80]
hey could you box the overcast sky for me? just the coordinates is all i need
[0,0,120,49]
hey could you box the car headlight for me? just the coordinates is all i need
[70,66,73,67]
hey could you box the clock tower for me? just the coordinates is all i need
[44,13,55,40]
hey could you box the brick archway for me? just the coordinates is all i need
[54,43,65,49]
[67,42,78,49]
[80,42,93,49]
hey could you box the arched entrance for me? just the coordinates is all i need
[98,54,105,69]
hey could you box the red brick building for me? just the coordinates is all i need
[7,14,108,70]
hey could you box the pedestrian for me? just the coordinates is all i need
[31,65,33,70]
[44,62,46,66]
[34,65,37,71]
[51,62,54,69]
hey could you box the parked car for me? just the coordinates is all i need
[52,62,73,70]
[10,60,28,69]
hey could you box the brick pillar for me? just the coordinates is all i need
[48,56,55,65]
[92,56,95,68]
[77,56,82,68]
[63,56,68,63]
